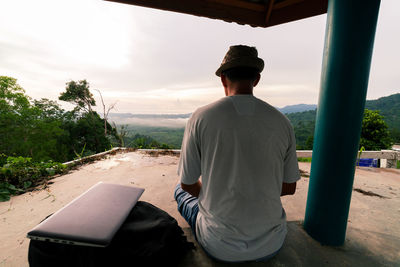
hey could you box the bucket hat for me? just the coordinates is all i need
[215,45,264,77]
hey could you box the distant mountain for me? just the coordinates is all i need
[365,93,400,133]
[285,93,400,129]
[285,93,400,147]
[107,93,399,143]
[108,103,317,121]
[106,93,399,148]
[277,104,317,114]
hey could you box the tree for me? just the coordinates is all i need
[0,76,121,162]
[113,123,128,147]
[33,99,71,162]
[71,112,113,155]
[305,135,314,150]
[59,80,96,113]
[0,76,30,111]
[0,77,65,161]
[359,109,392,150]
[95,89,117,136]
[58,80,118,157]
[33,98,65,121]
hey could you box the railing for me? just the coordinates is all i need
[296,150,399,159]
[136,149,399,168]
[63,148,400,169]
[63,147,128,167]
[294,150,399,168]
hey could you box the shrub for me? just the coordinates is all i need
[0,156,67,201]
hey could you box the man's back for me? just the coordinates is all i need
[178,95,300,261]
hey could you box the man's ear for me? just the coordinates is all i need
[253,73,261,87]
[221,74,228,88]
[221,74,229,96]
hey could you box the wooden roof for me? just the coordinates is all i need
[105,0,328,28]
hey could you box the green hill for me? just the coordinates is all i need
[118,93,399,149]
[286,93,400,148]
[365,93,400,141]
[125,125,184,148]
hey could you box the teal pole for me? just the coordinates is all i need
[303,0,381,245]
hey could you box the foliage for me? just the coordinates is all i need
[284,93,400,148]
[359,109,392,150]
[0,182,21,202]
[0,76,118,163]
[58,80,117,158]
[358,146,366,159]
[65,112,116,157]
[356,146,366,166]
[0,76,30,110]
[286,110,316,149]
[298,157,312,162]
[0,156,67,201]
[284,93,400,147]
[365,93,400,143]
[113,124,128,147]
[126,134,172,149]
[74,143,87,159]
[390,129,400,144]
[59,80,96,113]
[0,77,65,161]
[124,125,184,148]
[33,98,65,120]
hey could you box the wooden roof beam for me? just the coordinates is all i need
[106,0,268,27]
[267,0,328,27]
[105,0,328,28]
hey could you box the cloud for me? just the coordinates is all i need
[0,0,398,114]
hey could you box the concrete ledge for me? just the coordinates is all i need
[297,150,313,158]
[61,148,399,171]
[63,147,130,167]
[136,149,400,162]
[359,150,400,160]
[296,150,400,160]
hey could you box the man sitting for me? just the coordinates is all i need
[174,45,300,263]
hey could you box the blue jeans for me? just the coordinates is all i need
[174,184,199,239]
[173,184,281,263]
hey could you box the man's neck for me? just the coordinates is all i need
[225,86,253,96]
[225,80,254,96]
[226,91,253,96]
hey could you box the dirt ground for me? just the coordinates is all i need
[1,151,399,266]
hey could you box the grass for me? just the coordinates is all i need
[298,157,312,162]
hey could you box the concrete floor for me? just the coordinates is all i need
[1,151,399,266]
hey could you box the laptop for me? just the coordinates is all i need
[27,182,144,247]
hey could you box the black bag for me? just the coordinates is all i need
[28,201,195,267]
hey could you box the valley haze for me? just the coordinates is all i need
[108,104,317,127]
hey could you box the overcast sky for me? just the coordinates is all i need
[0,0,398,114]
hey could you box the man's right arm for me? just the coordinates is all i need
[281,182,296,196]
[181,181,202,198]
[177,114,202,193]
[281,123,300,196]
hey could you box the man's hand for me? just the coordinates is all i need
[281,182,296,196]
[181,181,202,198]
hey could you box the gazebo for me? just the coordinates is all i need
[106,0,381,246]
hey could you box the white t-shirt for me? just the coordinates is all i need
[178,95,300,262]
